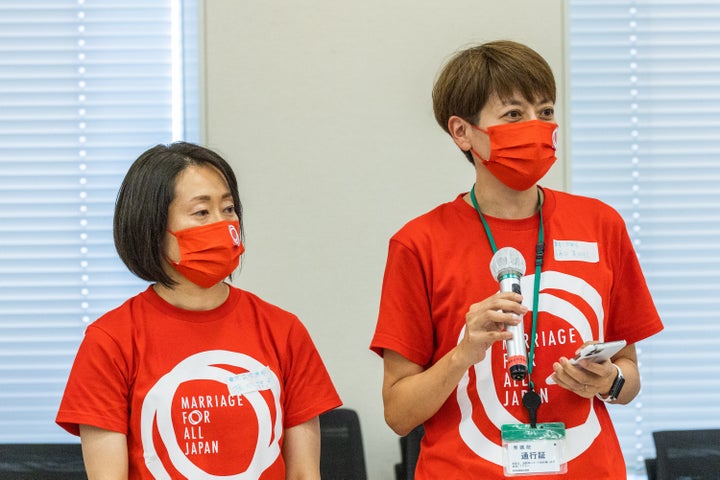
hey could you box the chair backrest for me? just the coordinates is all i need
[319,408,367,480]
[397,425,424,480]
[653,429,720,480]
[0,443,87,479]
[0,414,372,480]
[645,457,657,480]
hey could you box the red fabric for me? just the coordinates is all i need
[57,285,341,479]
[371,189,663,479]
[169,220,244,288]
[472,120,558,191]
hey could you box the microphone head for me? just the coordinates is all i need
[490,247,526,280]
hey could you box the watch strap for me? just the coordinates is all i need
[596,363,625,403]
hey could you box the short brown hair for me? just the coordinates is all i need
[432,40,556,133]
[113,141,243,287]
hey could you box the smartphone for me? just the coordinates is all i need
[570,340,627,365]
[546,340,626,385]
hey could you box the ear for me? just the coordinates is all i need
[447,115,473,152]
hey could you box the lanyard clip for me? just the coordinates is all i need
[535,242,545,267]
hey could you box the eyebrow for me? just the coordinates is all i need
[500,97,523,106]
[500,96,553,106]
[187,192,234,203]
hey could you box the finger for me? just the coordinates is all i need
[466,309,520,333]
[495,295,528,314]
[556,359,588,386]
[551,359,573,387]
[494,291,524,302]
[463,329,513,354]
[552,359,599,397]
[485,330,514,343]
[491,310,523,328]
[468,292,525,313]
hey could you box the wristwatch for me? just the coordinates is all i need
[596,363,625,403]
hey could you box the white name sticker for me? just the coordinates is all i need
[226,366,274,396]
[553,240,599,263]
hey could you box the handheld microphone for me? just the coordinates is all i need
[490,247,527,381]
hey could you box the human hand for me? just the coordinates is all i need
[455,291,527,369]
[549,343,618,398]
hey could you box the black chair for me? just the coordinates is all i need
[645,457,657,480]
[319,408,367,480]
[0,443,87,479]
[394,425,424,480]
[652,429,720,480]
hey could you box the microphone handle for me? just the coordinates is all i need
[499,276,528,380]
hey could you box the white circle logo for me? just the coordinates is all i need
[140,350,282,479]
[228,224,241,246]
[456,271,604,465]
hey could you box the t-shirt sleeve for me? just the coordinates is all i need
[281,319,342,429]
[370,237,435,367]
[55,325,131,436]
[605,212,664,344]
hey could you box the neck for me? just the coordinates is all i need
[153,281,230,311]
[466,184,542,219]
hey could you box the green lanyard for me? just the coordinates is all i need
[470,185,545,391]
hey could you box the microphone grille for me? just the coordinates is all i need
[490,247,526,279]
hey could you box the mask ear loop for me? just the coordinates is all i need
[164,229,182,266]
[470,124,489,135]
[468,124,491,164]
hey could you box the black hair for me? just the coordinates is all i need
[113,141,242,287]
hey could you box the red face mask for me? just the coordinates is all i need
[471,120,558,191]
[168,220,244,288]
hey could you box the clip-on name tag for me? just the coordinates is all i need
[501,377,567,476]
[501,422,567,476]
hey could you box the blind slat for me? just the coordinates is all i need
[0,0,198,443]
[569,1,720,477]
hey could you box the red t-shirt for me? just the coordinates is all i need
[371,189,663,479]
[57,285,341,479]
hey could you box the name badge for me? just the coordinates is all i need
[553,240,599,263]
[226,366,274,396]
[502,423,567,476]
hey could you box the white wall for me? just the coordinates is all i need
[202,1,566,478]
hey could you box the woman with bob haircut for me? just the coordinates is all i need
[57,141,341,479]
[370,40,663,478]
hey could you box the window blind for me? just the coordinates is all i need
[0,0,197,442]
[568,1,720,477]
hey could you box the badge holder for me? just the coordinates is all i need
[501,422,567,476]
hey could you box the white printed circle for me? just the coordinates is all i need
[140,350,282,479]
[456,271,604,465]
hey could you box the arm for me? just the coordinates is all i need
[79,424,128,480]
[382,291,526,436]
[550,343,640,404]
[282,416,321,480]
